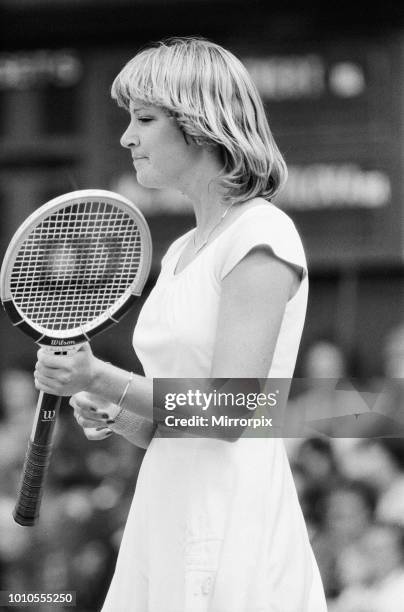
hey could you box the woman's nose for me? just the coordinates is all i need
[120,126,139,149]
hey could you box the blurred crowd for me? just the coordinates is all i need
[286,322,404,612]
[287,436,404,612]
[0,323,404,611]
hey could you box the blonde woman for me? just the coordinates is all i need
[35,37,327,611]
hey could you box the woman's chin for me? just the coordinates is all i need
[136,174,165,191]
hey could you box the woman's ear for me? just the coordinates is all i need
[205,141,220,152]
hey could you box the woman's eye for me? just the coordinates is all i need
[137,117,153,123]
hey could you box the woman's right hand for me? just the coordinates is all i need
[69,391,121,441]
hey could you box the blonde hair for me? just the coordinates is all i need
[111,37,287,204]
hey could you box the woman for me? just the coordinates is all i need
[35,37,327,611]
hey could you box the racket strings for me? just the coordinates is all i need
[10,200,143,331]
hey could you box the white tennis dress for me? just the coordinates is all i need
[102,203,327,612]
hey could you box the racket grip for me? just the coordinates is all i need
[13,392,61,526]
[13,439,54,526]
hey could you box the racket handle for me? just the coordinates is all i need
[13,392,62,526]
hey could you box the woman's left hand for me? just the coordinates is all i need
[34,343,100,397]
[70,391,119,441]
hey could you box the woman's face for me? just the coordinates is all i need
[120,100,201,191]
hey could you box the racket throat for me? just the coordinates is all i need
[31,391,62,444]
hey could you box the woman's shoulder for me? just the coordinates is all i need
[221,198,303,248]
[215,198,307,281]
[235,198,298,227]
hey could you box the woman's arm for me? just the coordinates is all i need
[211,246,299,378]
[34,246,299,437]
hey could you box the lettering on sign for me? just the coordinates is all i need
[243,55,326,100]
[0,50,82,90]
[279,164,391,210]
[242,55,366,100]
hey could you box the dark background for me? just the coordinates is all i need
[1,0,403,376]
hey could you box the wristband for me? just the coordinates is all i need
[109,406,157,449]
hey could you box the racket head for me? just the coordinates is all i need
[0,189,152,346]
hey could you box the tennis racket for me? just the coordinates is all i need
[0,189,152,526]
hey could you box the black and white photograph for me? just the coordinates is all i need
[0,1,404,611]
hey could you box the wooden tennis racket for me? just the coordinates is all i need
[0,189,152,526]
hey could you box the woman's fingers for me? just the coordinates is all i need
[70,394,100,418]
[34,363,67,380]
[34,373,65,395]
[74,413,106,428]
[70,391,111,411]
[70,392,120,420]
[70,392,116,442]
[34,344,99,397]
[37,347,70,368]
[73,409,113,440]
[34,372,73,397]
[83,426,113,441]
[72,406,112,427]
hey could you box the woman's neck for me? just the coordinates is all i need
[177,151,229,234]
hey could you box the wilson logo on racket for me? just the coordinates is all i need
[0,189,152,526]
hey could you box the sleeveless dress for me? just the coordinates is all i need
[102,203,328,612]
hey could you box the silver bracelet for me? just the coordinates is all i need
[117,371,134,408]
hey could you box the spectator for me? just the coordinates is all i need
[311,479,377,599]
[290,437,341,537]
[330,523,404,612]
